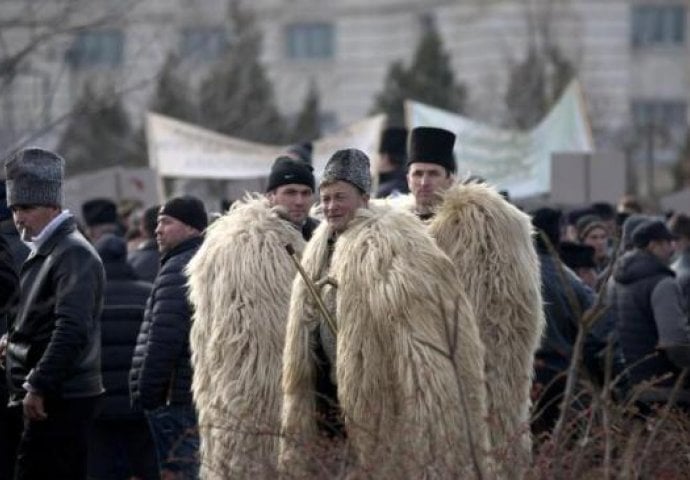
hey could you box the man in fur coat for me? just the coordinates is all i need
[406,127,545,478]
[186,196,306,479]
[280,148,490,478]
[265,156,320,240]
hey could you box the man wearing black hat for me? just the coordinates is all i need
[81,197,122,242]
[375,127,409,198]
[281,149,490,477]
[129,195,207,478]
[406,126,456,220]
[613,219,690,412]
[266,156,319,240]
[1,148,105,480]
[560,241,598,289]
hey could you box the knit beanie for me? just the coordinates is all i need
[159,196,208,232]
[576,214,606,241]
[407,127,456,173]
[4,147,64,207]
[321,149,371,194]
[266,156,315,193]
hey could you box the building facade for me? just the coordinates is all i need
[1,0,688,183]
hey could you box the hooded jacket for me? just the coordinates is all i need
[428,182,544,478]
[95,234,152,420]
[280,205,489,479]
[187,197,305,479]
[614,249,683,393]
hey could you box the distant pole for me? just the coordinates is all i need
[645,123,655,200]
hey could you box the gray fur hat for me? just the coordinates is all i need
[5,148,64,207]
[320,148,371,193]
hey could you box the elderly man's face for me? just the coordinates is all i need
[320,181,368,234]
[11,205,60,241]
[267,184,314,226]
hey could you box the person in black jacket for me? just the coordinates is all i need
[375,127,409,198]
[0,232,19,480]
[88,234,157,480]
[129,196,207,479]
[614,220,690,414]
[1,148,105,480]
[127,205,160,283]
[531,208,625,436]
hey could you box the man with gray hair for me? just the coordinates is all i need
[0,147,105,480]
[281,149,489,478]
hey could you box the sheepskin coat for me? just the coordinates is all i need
[187,196,305,479]
[280,204,490,479]
[429,183,544,478]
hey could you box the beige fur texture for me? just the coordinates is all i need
[187,196,305,479]
[429,182,545,478]
[280,205,490,478]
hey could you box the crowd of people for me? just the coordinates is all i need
[0,126,687,479]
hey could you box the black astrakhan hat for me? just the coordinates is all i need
[407,127,456,173]
[82,198,118,227]
[560,241,597,269]
[379,127,408,156]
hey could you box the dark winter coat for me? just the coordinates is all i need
[536,250,623,382]
[614,249,684,393]
[0,234,18,316]
[127,238,159,284]
[376,169,409,198]
[6,217,105,403]
[95,235,152,420]
[129,236,202,410]
[1,220,29,270]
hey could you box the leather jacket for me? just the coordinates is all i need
[6,217,105,403]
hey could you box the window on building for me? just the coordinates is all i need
[286,23,334,60]
[180,27,228,61]
[66,30,124,68]
[631,5,686,47]
[632,100,688,129]
[631,100,688,164]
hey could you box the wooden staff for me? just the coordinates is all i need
[285,244,337,336]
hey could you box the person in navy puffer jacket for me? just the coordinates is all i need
[129,196,206,479]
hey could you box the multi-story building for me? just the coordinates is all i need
[1,0,688,185]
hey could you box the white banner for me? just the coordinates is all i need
[406,80,594,198]
[146,112,386,179]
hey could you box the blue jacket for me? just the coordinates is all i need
[129,236,201,410]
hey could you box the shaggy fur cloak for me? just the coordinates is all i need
[280,205,489,478]
[187,196,305,479]
[429,183,545,477]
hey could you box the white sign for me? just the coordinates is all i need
[406,80,594,198]
[146,112,386,179]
